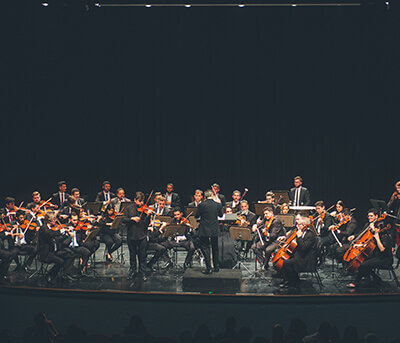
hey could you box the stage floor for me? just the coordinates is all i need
[3,243,400,296]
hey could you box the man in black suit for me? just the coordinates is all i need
[188,189,203,207]
[51,181,69,209]
[122,192,151,281]
[110,188,131,213]
[70,188,85,206]
[226,190,241,213]
[211,183,226,207]
[195,189,223,274]
[236,200,257,254]
[281,214,317,287]
[289,176,311,206]
[314,200,335,248]
[95,181,116,202]
[164,183,181,210]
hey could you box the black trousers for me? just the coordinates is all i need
[17,244,37,268]
[101,233,122,254]
[355,257,393,283]
[162,240,195,264]
[127,237,147,274]
[200,236,219,270]
[71,246,91,271]
[0,248,18,277]
[281,258,302,284]
[252,241,279,267]
[82,239,100,255]
[147,242,167,266]
[43,249,74,277]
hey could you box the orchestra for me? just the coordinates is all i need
[0,178,398,291]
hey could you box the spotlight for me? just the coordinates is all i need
[184,4,191,7]
[238,4,245,7]
[145,4,151,7]
[41,2,49,6]
[94,3,101,7]
[292,4,297,6]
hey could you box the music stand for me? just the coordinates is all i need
[271,190,290,204]
[120,201,133,213]
[185,206,198,217]
[158,215,172,225]
[276,214,295,228]
[85,202,103,215]
[189,216,199,230]
[163,225,187,239]
[111,215,124,230]
[254,203,268,216]
[230,226,254,274]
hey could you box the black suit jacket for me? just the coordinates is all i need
[122,204,150,240]
[237,210,257,227]
[95,191,116,202]
[316,212,334,237]
[188,201,202,207]
[226,201,241,213]
[195,199,223,238]
[292,229,318,271]
[164,192,181,209]
[51,192,70,208]
[289,186,311,206]
[38,224,64,259]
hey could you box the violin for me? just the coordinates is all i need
[343,213,388,272]
[0,223,13,232]
[75,221,92,231]
[329,216,351,232]
[235,215,250,227]
[137,204,155,215]
[20,220,38,231]
[39,199,57,209]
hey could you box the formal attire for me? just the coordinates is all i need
[95,191,116,203]
[51,192,70,209]
[164,192,181,209]
[226,200,241,213]
[289,186,311,206]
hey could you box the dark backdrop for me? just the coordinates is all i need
[3,3,399,221]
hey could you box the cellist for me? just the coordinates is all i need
[347,209,393,288]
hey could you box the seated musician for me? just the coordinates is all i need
[252,207,285,270]
[146,215,169,271]
[97,204,122,263]
[289,176,311,206]
[330,200,345,224]
[347,209,394,288]
[236,200,257,254]
[51,181,69,209]
[314,201,335,249]
[226,190,241,213]
[152,196,172,216]
[164,183,181,209]
[280,214,317,288]
[95,181,116,203]
[280,203,290,215]
[70,188,85,207]
[66,214,92,276]
[188,189,203,207]
[76,211,101,259]
[58,196,81,223]
[110,188,131,214]
[38,213,75,282]
[334,208,358,262]
[0,223,19,282]
[29,191,56,211]
[258,191,280,214]
[161,208,195,269]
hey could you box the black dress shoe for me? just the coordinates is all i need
[214,266,220,272]
[202,268,213,275]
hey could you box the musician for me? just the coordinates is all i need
[38,213,75,282]
[195,189,223,274]
[280,215,317,287]
[161,208,195,269]
[314,201,335,248]
[151,196,171,216]
[95,181,116,203]
[289,176,311,206]
[347,209,394,288]
[110,188,131,213]
[0,241,18,282]
[258,191,280,214]
[146,216,170,271]
[237,200,257,254]
[280,203,290,215]
[3,197,17,223]
[252,207,285,270]
[211,183,226,206]
[76,211,101,258]
[51,181,69,209]
[330,200,345,223]
[58,196,81,223]
[387,181,400,248]
[70,188,85,206]
[28,191,42,208]
[123,192,151,281]
[226,190,241,213]
[188,189,203,207]
[164,183,181,209]
[97,204,122,263]
[11,210,37,272]
[334,208,358,261]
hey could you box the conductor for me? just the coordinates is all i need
[195,189,223,274]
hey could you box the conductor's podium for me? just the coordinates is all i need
[182,267,242,293]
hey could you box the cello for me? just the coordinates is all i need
[271,227,299,270]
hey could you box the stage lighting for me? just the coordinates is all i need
[94,2,101,6]
[238,4,245,7]
[184,4,191,7]
[145,4,151,7]
[42,2,49,6]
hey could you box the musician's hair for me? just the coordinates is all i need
[27,203,38,210]
[4,197,15,204]
[240,200,248,205]
[265,191,275,198]
[116,188,124,193]
[263,206,274,213]
[204,190,213,198]
[343,208,352,216]
[194,189,203,195]
[336,200,345,208]
[396,181,400,188]
[167,183,174,188]
[300,216,311,226]
[44,213,56,222]
[315,201,325,208]
[294,176,303,182]
[173,207,182,214]
[158,196,166,202]
[232,190,241,196]
[71,188,79,195]
[212,183,220,190]
[134,192,145,201]
[58,181,66,187]
[16,210,25,218]
[67,195,76,204]
[102,181,111,186]
[368,208,378,216]
[32,191,40,197]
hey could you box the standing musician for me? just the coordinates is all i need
[280,214,317,288]
[236,200,257,255]
[387,181,400,249]
[188,189,203,207]
[258,191,280,214]
[195,189,223,274]
[97,204,122,263]
[51,181,69,209]
[334,208,358,261]
[164,183,181,209]
[3,197,17,223]
[37,213,76,283]
[226,190,242,213]
[162,208,195,269]
[211,183,226,206]
[95,181,116,203]
[314,201,335,249]
[347,209,393,288]
[123,192,151,281]
[70,188,85,206]
[251,207,285,271]
[289,176,311,206]
[110,188,131,213]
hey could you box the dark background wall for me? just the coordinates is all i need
[3,2,399,221]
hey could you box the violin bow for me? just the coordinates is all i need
[39,198,52,210]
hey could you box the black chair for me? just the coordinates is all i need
[299,251,323,289]
[374,265,400,288]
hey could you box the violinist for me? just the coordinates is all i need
[330,200,345,223]
[122,192,151,281]
[314,201,335,248]
[70,188,85,206]
[162,208,195,269]
[110,188,131,214]
[387,181,400,247]
[226,190,241,213]
[251,206,285,271]
[236,200,257,255]
[37,213,76,283]
[28,191,42,208]
[280,214,317,288]
[280,203,290,215]
[51,181,69,209]
[0,222,18,282]
[289,176,311,206]
[95,181,116,203]
[188,189,203,207]
[97,204,122,263]
[146,215,170,272]
[151,196,171,216]
[3,197,17,223]
[211,183,226,206]
[334,208,358,261]
[347,209,393,288]
[164,183,181,209]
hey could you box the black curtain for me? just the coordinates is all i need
[3,3,399,221]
